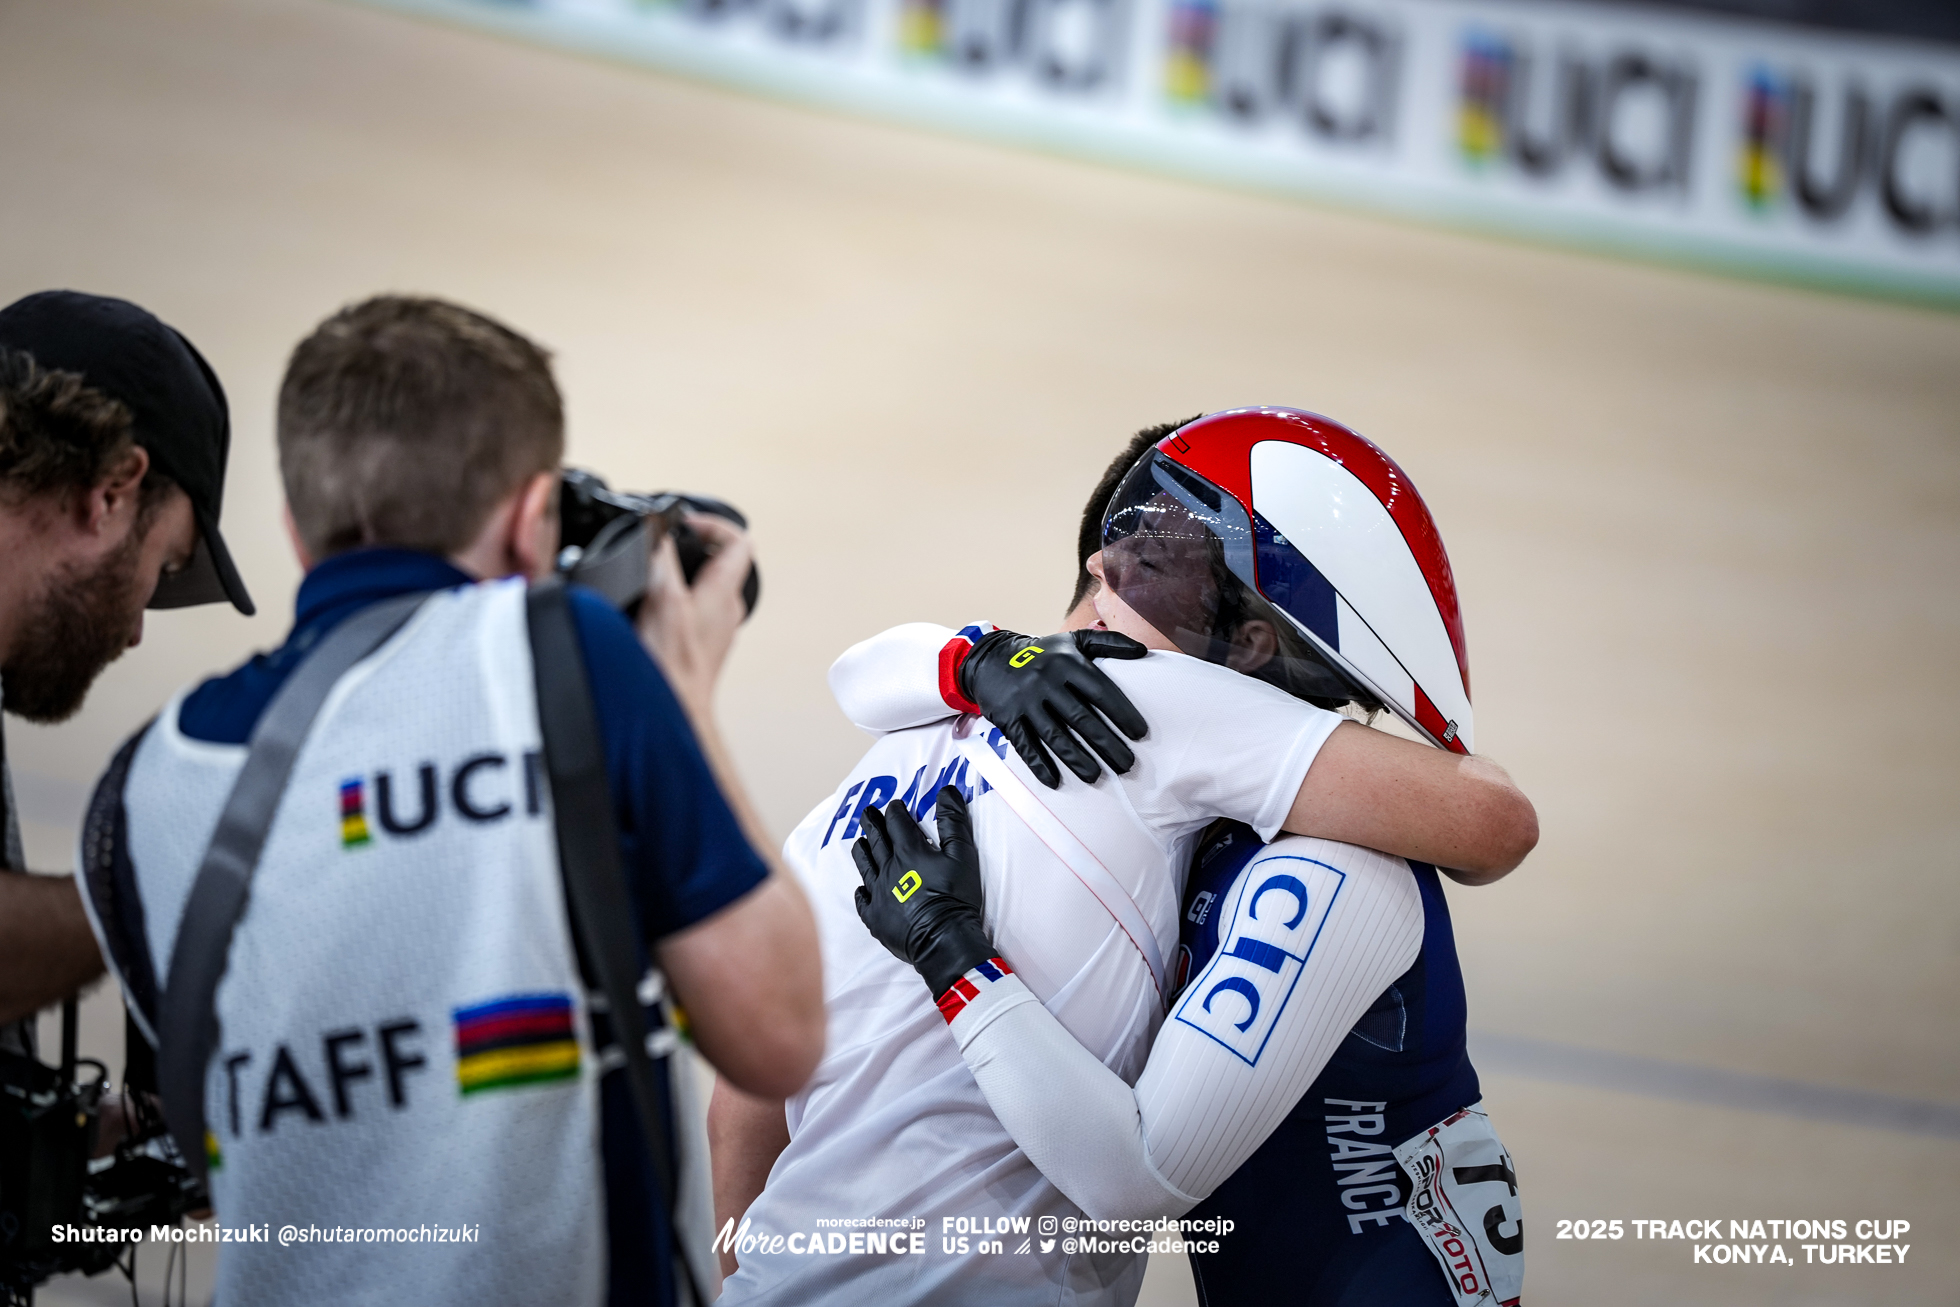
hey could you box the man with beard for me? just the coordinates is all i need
[0,291,254,1044]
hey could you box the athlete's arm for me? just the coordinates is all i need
[828,622,961,734]
[833,622,1535,878]
[708,1079,790,1277]
[855,799,1421,1219]
[1286,723,1537,884]
[828,623,1147,786]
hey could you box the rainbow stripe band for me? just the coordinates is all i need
[454,993,580,1095]
[935,957,1014,1024]
[339,778,371,848]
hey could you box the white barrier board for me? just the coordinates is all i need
[362,0,1960,302]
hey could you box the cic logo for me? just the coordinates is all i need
[1173,855,1344,1066]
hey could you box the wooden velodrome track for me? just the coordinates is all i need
[5,0,1955,1301]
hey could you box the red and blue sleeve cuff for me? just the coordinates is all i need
[937,622,997,717]
[935,956,1015,1024]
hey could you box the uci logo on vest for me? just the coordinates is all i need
[338,749,546,848]
[1172,855,1346,1066]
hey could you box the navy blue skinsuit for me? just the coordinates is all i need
[1172,822,1486,1306]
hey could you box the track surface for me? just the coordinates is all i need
[4,0,1955,1301]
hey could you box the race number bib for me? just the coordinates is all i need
[1392,1102,1523,1307]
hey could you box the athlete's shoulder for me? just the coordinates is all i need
[1101,649,1338,732]
[1090,653,1343,844]
[1102,647,1281,691]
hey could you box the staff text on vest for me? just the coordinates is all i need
[220,1018,428,1136]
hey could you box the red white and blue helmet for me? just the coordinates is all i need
[1099,407,1473,754]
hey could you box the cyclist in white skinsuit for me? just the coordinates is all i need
[846,409,1528,1307]
[713,410,1535,1307]
[721,640,1347,1305]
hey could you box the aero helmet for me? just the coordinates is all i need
[1099,407,1473,753]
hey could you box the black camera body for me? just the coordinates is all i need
[557,468,760,618]
[0,1006,203,1304]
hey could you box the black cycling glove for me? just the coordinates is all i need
[958,629,1150,788]
[853,789,994,1000]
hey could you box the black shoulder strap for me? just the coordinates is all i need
[157,592,429,1185]
[1,715,22,874]
[81,721,161,1039]
[526,578,699,1307]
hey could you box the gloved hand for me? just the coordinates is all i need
[959,629,1150,788]
[853,788,994,999]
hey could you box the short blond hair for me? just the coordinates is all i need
[278,296,563,559]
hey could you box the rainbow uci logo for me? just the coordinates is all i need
[1456,29,1510,166]
[339,778,372,848]
[1738,65,1787,210]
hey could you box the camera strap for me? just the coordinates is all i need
[0,718,32,1062]
[157,591,431,1187]
[526,577,702,1307]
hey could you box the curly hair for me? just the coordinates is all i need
[0,346,140,504]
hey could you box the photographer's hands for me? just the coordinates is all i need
[633,513,827,1099]
[632,512,786,899]
[852,790,996,999]
[635,511,752,718]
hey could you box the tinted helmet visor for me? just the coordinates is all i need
[1100,452,1379,711]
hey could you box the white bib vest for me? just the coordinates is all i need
[119,580,605,1306]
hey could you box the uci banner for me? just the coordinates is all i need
[365,0,1960,302]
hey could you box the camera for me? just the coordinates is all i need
[1,1002,203,1305]
[556,468,760,618]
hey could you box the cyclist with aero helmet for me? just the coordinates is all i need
[711,409,1532,1306]
[850,408,1523,1307]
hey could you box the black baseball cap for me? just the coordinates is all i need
[0,291,254,615]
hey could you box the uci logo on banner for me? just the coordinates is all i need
[1171,855,1345,1066]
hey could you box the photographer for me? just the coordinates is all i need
[75,296,822,1307]
[0,290,254,1036]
